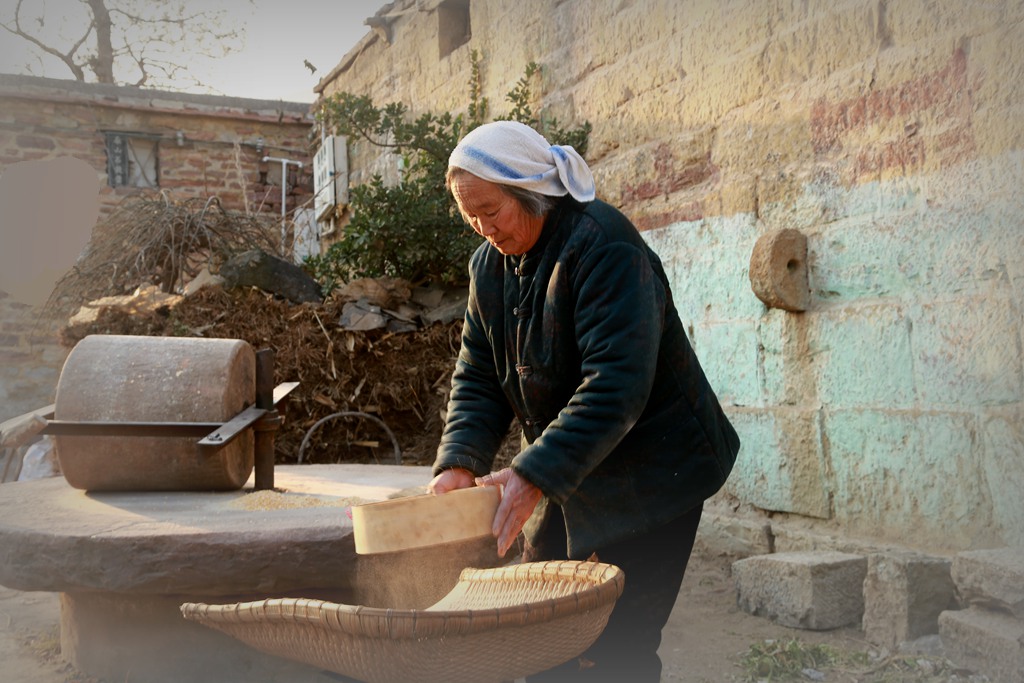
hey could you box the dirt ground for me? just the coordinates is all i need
[0,545,984,683]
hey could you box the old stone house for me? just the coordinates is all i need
[0,74,314,425]
[315,0,1024,555]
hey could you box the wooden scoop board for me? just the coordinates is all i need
[352,486,500,555]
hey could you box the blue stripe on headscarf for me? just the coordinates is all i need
[462,146,525,180]
[550,146,585,195]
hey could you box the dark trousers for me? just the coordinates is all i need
[523,503,703,682]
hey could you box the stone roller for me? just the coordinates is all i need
[54,334,257,491]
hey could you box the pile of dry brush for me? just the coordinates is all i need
[48,192,282,316]
[54,194,517,467]
[62,286,464,465]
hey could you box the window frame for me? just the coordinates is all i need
[103,131,161,189]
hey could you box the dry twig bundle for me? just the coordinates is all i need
[48,192,282,316]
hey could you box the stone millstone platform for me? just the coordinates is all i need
[0,464,503,683]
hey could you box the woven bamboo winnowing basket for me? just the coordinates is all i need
[180,560,624,683]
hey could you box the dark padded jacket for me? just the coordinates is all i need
[434,197,740,559]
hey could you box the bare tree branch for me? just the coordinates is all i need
[121,39,146,86]
[85,0,114,82]
[65,16,96,66]
[2,0,249,89]
[0,0,92,81]
[109,7,214,25]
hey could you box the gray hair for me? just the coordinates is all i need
[446,166,557,218]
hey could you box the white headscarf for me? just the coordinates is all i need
[448,120,596,202]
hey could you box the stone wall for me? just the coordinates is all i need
[317,0,1024,552]
[0,75,315,423]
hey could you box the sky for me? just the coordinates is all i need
[0,0,389,102]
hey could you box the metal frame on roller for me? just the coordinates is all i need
[35,348,296,491]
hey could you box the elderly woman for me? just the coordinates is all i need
[428,120,740,681]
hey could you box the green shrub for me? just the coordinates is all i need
[308,51,591,291]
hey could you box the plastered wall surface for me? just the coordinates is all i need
[319,0,1024,551]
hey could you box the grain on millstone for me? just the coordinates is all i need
[226,490,369,511]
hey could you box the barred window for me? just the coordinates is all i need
[104,132,159,188]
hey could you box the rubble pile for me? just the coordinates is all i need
[49,195,519,468]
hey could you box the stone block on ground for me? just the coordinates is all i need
[695,510,774,557]
[939,606,1024,683]
[733,551,866,630]
[219,249,322,304]
[952,547,1024,619]
[862,551,956,649]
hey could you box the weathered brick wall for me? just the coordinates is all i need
[318,0,1024,551]
[0,75,314,220]
[0,75,315,423]
[0,294,65,420]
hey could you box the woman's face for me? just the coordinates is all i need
[450,173,545,255]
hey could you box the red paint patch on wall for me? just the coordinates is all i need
[810,49,978,180]
[634,202,705,232]
[853,135,925,177]
[622,144,717,204]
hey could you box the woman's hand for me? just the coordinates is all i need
[476,468,542,558]
[427,467,476,494]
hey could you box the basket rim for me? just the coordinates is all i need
[181,560,624,640]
